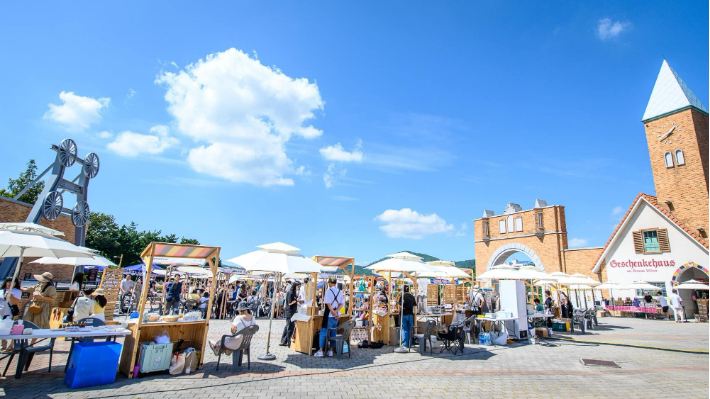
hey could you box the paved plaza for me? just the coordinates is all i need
[1,317,707,398]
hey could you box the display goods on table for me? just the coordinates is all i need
[99,267,123,321]
[118,242,220,378]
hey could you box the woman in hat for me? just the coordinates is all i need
[208,301,256,356]
[90,288,108,321]
[21,272,57,329]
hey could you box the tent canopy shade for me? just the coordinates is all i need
[141,243,220,260]
[0,222,65,237]
[30,255,116,267]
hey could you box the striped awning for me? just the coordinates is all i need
[314,256,354,267]
[141,242,219,259]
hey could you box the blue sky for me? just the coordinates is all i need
[1,2,707,265]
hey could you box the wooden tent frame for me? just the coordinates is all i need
[289,256,355,355]
[119,242,220,378]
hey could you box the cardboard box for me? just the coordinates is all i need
[534,327,549,338]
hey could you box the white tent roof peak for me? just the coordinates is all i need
[642,60,708,122]
[386,251,422,260]
[256,242,301,252]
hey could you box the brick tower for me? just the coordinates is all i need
[642,60,709,237]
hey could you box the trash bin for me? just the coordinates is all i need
[64,341,123,388]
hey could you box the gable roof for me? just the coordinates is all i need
[592,193,708,273]
[642,60,708,122]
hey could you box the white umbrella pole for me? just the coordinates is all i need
[259,272,279,360]
[394,278,407,353]
[9,247,26,294]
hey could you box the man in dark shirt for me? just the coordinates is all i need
[280,281,302,346]
[165,275,182,315]
[401,285,416,348]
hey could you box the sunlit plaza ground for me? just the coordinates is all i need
[1,316,707,398]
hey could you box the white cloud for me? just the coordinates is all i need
[455,222,468,237]
[126,89,136,101]
[44,91,110,132]
[96,131,113,139]
[374,208,454,239]
[569,238,589,248]
[611,205,624,215]
[597,18,630,40]
[107,125,179,157]
[320,139,363,163]
[323,163,346,189]
[155,48,324,186]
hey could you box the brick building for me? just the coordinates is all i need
[473,60,708,296]
[0,196,78,283]
[591,61,709,317]
[473,200,604,281]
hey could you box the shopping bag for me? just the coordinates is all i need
[183,351,197,374]
[169,353,185,375]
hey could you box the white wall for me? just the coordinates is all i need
[603,201,708,315]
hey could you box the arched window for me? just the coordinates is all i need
[675,149,685,165]
[664,152,674,168]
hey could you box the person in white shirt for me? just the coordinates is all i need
[656,291,669,319]
[208,301,256,356]
[314,276,344,357]
[1,277,22,352]
[71,288,96,322]
[119,275,134,314]
[668,289,685,323]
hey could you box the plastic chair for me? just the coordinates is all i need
[2,320,55,379]
[326,320,355,360]
[410,320,437,355]
[462,316,477,344]
[570,309,586,334]
[216,324,260,372]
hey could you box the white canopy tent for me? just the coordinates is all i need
[227,242,323,360]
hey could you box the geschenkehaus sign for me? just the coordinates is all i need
[609,259,676,272]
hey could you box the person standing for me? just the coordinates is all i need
[544,290,554,328]
[400,285,416,348]
[165,276,182,315]
[280,281,301,346]
[90,288,108,321]
[656,291,669,319]
[119,275,134,314]
[668,289,685,323]
[314,276,343,357]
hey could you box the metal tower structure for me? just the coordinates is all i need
[0,139,100,280]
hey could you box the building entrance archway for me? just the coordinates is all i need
[486,243,544,271]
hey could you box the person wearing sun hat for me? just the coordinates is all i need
[21,272,57,329]
[208,301,256,356]
[90,288,108,321]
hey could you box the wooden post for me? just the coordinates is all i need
[127,243,155,379]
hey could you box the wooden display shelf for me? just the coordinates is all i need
[119,242,220,378]
[291,314,351,355]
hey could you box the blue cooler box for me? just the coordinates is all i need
[64,341,123,389]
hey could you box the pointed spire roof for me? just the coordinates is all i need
[642,60,708,122]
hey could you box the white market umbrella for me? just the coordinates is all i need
[0,230,92,290]
[593,282,621,303]
[675,280,709,290]
[367,252,439,353]
[0,222,65,237]
[31,255,117,268]
[477,268,525,280]
[534,279,558,287]
[625,281,660,291]
[227,242,323,360]
[177,266,213,277]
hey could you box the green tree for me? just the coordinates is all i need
[85,212,121,260]
[0,159,45,204]
[180,237,200,245]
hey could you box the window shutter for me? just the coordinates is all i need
[632,231,644,253]
[658,229,670,252]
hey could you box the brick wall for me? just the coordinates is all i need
[0,196,78,284]
[474,205,568,276]
[643,108,709,234]
[561,247,604,281]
